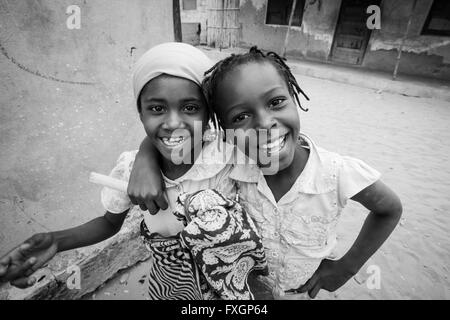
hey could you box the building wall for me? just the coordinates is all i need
[239,0,341,60]
[180,0,209,44]
[363,0,450,80]
[0,0,173,255]
[238,0,450,80]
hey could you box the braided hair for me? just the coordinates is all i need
[202,46,309,130]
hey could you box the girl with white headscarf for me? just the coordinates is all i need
[104,42,268,300]
[0,42,268,300]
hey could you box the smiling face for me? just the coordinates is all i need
[139,74,208,164]
[213,61,300,172]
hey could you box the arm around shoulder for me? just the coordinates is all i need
[127,136,168,214]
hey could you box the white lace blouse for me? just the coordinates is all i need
[229,134,381,299]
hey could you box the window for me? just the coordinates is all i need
[266,0,305,27]
[182,0,197,11]
[422,0,450,36]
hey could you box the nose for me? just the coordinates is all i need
[255,109,277,131]
[162,110,184,130]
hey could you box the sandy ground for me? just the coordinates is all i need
[86,64,450,300]
[2,0,447,302]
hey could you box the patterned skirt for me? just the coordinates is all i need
[178,189,269,300]
[140,188,269,300]
[140,220,217,300]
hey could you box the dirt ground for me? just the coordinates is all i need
[87,61,450,300]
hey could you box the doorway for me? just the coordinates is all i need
[330,0,380,65]
[207,0,240,49]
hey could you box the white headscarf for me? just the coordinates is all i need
[132,42,213,107]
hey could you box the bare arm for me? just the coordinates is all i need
[293,180,402,298]
[127,136,168,214]
[53,210,129,252]
[339,180,402,274]
[0,210,128,288]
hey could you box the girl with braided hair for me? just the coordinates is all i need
[127,46,403,300]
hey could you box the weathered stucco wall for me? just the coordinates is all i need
[363,0,450,80]
[239,0,341,59]
[0,0,172,255]
[239,0,450,80]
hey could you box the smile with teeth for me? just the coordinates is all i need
[260,134,287,154]
[161,136,186,147]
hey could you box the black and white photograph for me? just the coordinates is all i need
[0,0,449,305]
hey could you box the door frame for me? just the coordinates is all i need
[328,0,381,65]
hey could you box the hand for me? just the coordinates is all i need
[286,259,355,299]
[0,233,58,288]
[128,151,168,215]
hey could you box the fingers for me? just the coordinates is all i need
[1,256,37,282]
[296,272,319,294]
[136,198,160,215]
[22,257,37,271]
[287,275,322,299]
[10,276,36,289]
[146,201,159,215]
[0,245,32,279]
[128,194,137,206]
[130,192,147,211]
[155,193,169,211]
[297,269,323,299]
[308,283,322,299]
[12,257,38,279]
[127,172,167,214]
[0,236,46,282]
[0,256,11,276]
[146,189,168,214]
[129,190,163,215]
[0,248,31,279]
[24,268,36,277]
[22,257,38,276]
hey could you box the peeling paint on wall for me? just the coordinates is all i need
[238,0,449,79]
[301,22,334,44]
[370,39,450,55]
[238,0,339,59]
[364,0,450,73]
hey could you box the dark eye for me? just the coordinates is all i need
[232,113,250,123]
[269,98,286,109]
[147,105,165,113]
[182,104,199,113]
